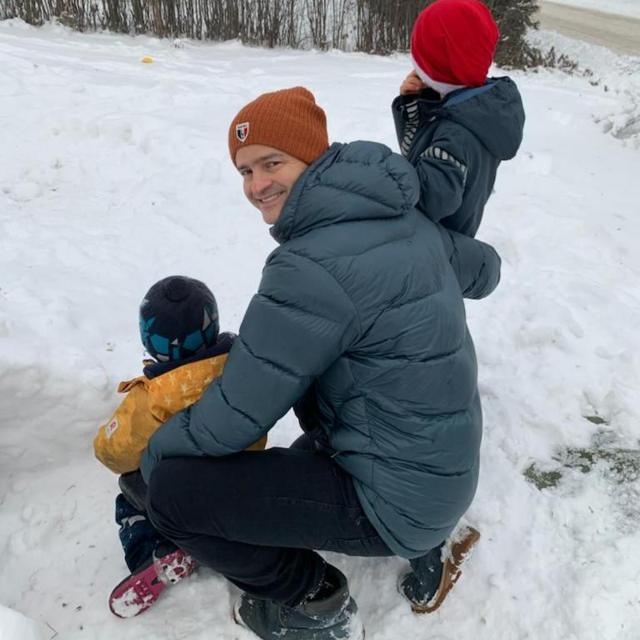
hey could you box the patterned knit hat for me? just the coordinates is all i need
[411,0,499,92]
[228,87,329,165]
[139,276,219,362]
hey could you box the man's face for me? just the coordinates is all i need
[236,144,308,225]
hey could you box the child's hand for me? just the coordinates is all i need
[400,71,427,96]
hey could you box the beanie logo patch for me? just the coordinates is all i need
[236,122,250,143]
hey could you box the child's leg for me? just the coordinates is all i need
[115,493,175,572]
[111,494,195,618]
[118,470,148,512]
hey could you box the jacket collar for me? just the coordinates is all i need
[270,141,419,245]
[143,332,235,379]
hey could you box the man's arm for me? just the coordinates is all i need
[140,250,359,482]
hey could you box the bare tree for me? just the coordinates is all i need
[2,0,543,69]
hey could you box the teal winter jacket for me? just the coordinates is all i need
[392,76,525,237]
[141,141,500,558]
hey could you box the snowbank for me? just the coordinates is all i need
[0,606,49,640]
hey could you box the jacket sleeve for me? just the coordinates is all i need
[391,94,413,151]
[437,225,502,300]
[94,380,161,475]
[140,250,359,482]
[392,97,470,224]
[413,129,470,223]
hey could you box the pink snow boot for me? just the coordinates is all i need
[109,547,197,618]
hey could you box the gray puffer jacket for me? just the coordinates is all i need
[141,141,500,558]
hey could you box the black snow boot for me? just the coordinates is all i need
[233,564,364,640]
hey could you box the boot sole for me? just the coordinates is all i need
[109,549,196,618]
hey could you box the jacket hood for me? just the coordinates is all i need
[271,141,420,244]
[443,76,525,160]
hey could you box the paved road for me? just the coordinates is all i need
[538,1,640,56]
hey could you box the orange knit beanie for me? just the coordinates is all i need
[228,87,329,165]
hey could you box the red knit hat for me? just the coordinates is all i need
[411,0,499,90]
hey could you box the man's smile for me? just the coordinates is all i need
[256,190,285,207]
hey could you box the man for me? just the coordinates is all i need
[141,87,501,639]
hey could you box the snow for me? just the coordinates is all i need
[546,0,640,19]
[0,605,49,640]
[1,18,640,640]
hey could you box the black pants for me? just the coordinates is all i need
[146,435,393,606]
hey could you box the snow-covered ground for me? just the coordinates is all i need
[1,20,640,640]
[546,0,640,18]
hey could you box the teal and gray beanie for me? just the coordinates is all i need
[139,276,219,362]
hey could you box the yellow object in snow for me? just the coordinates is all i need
[141,56,154,64]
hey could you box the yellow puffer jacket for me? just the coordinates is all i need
[94,353,267,474]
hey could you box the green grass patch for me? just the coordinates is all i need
[524,432,640,490]
[524,464,563,490]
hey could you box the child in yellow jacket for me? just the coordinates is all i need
[94,276,266,618]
